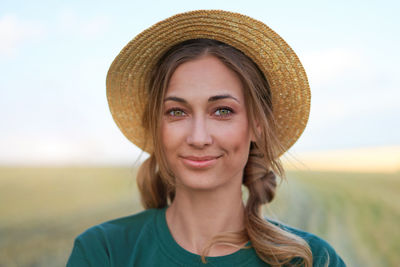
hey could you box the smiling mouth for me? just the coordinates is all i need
[180,155,221,169]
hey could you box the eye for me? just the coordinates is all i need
[214,107,233,117]
[167,109,186,117]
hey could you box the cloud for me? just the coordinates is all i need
[299,47,400,121]
[0,14,46,56]
[57,9,110,38]
[301,48,364,87]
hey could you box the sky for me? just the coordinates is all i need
[0,0,399,165]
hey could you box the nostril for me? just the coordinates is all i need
[186,119,213,147]
[186,133,213,148]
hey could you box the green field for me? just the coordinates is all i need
[0,167,399,266]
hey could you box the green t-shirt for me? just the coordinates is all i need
[67,208,345,266]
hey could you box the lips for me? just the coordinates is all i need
[183,155,220,161]
[180,155,221,168]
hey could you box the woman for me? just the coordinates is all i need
[67,10,345,266]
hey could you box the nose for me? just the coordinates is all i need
[186,116,213,148]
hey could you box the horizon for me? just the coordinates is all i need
[1,145,398,174]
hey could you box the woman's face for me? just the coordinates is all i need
[161,55,254,192]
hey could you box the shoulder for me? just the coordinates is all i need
[267,219,346,267]
[67,209,160,267]
[78,208,158,243]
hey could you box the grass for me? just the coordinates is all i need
[267,171,400,266]
[0,167,399,266]
[0,167,142,267]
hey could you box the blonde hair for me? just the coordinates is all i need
[137,39,312,266]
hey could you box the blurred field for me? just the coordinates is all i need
[0,167,399,266]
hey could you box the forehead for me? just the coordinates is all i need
[166,55,244,101]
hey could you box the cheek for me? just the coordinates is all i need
[161,121,186,151]
[216,121,251,152]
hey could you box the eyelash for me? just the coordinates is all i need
[165,107,234,118]
[166,108,186,117]
[213,107,234,117]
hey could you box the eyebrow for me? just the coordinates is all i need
[164,94,240,104]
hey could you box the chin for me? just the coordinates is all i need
[175,171,224,191]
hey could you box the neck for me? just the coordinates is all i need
[166,185,246,256]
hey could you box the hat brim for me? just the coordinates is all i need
[106,10,310,155]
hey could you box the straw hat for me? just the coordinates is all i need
[106,10,310,155]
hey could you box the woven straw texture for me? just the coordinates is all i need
[106,10,311,155]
